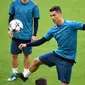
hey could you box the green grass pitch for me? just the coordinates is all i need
[0,0,85,85]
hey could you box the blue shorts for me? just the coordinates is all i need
[39,52,74,84]
[10,38,32,55]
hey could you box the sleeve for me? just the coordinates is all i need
[8,14,14,23]
[26,37,47,47]
[71,21,84,30]
[82,24,85,30]
[44,29,53,41]
[9,2,15,15]
[32,5,40,18]
[33,18,39,36]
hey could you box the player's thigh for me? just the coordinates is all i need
[56,59,74,84]
[23,46,32,55]
[10,39,22,54]
[39,52,56,67]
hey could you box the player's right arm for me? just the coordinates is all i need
[8,2,15,38]
[18,37,48,50]
[8,14,14,38]
[8,30,13,38]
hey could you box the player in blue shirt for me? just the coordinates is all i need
[18,6,85,84]
[7,0,40,82]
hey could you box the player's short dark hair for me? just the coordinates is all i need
[35,78,47,85]
[49,6,62,13]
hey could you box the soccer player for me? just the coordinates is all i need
[7,0,40,82]
[18,6,85,84]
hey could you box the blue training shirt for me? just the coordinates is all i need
[44,20,83,60]
[9,0,40,40]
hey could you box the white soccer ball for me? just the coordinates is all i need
[9,19,23,33]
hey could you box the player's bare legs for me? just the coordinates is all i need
[12,54,18,69]
[29,58,70,85]
[24,54,31,69]
[23,54,31,76]
[29,58,43,72]
[17,58,43,82]
[7,54,18,82]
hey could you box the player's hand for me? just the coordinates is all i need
[18,44,27,50]
[8,30,13,38]
[31,36,36,41]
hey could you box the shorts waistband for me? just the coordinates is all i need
[53,51,76,64]
[12,38,31,43]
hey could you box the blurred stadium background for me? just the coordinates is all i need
[0,0,85,85]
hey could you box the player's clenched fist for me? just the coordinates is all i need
[18,44,27,50]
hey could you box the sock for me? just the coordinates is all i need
[12,68,18,74]
[23,68,28,73]
[23,68,32,78]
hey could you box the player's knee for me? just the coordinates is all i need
[34,58,40,66]
[12,55,18,59]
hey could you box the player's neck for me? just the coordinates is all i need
[21,0,29,4]
[57,18,64,27]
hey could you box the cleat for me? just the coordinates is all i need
[17,73,28,82]
[7,73,17,82]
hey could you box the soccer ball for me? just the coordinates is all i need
[9,19,23,33]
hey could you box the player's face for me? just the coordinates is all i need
[50,11,62,24]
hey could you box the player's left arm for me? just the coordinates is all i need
[72,21,85,30]
[32,18,39,41]
[33,18,39,36]
[32,5,40,41]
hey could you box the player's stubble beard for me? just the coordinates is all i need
[53,18,64,27]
